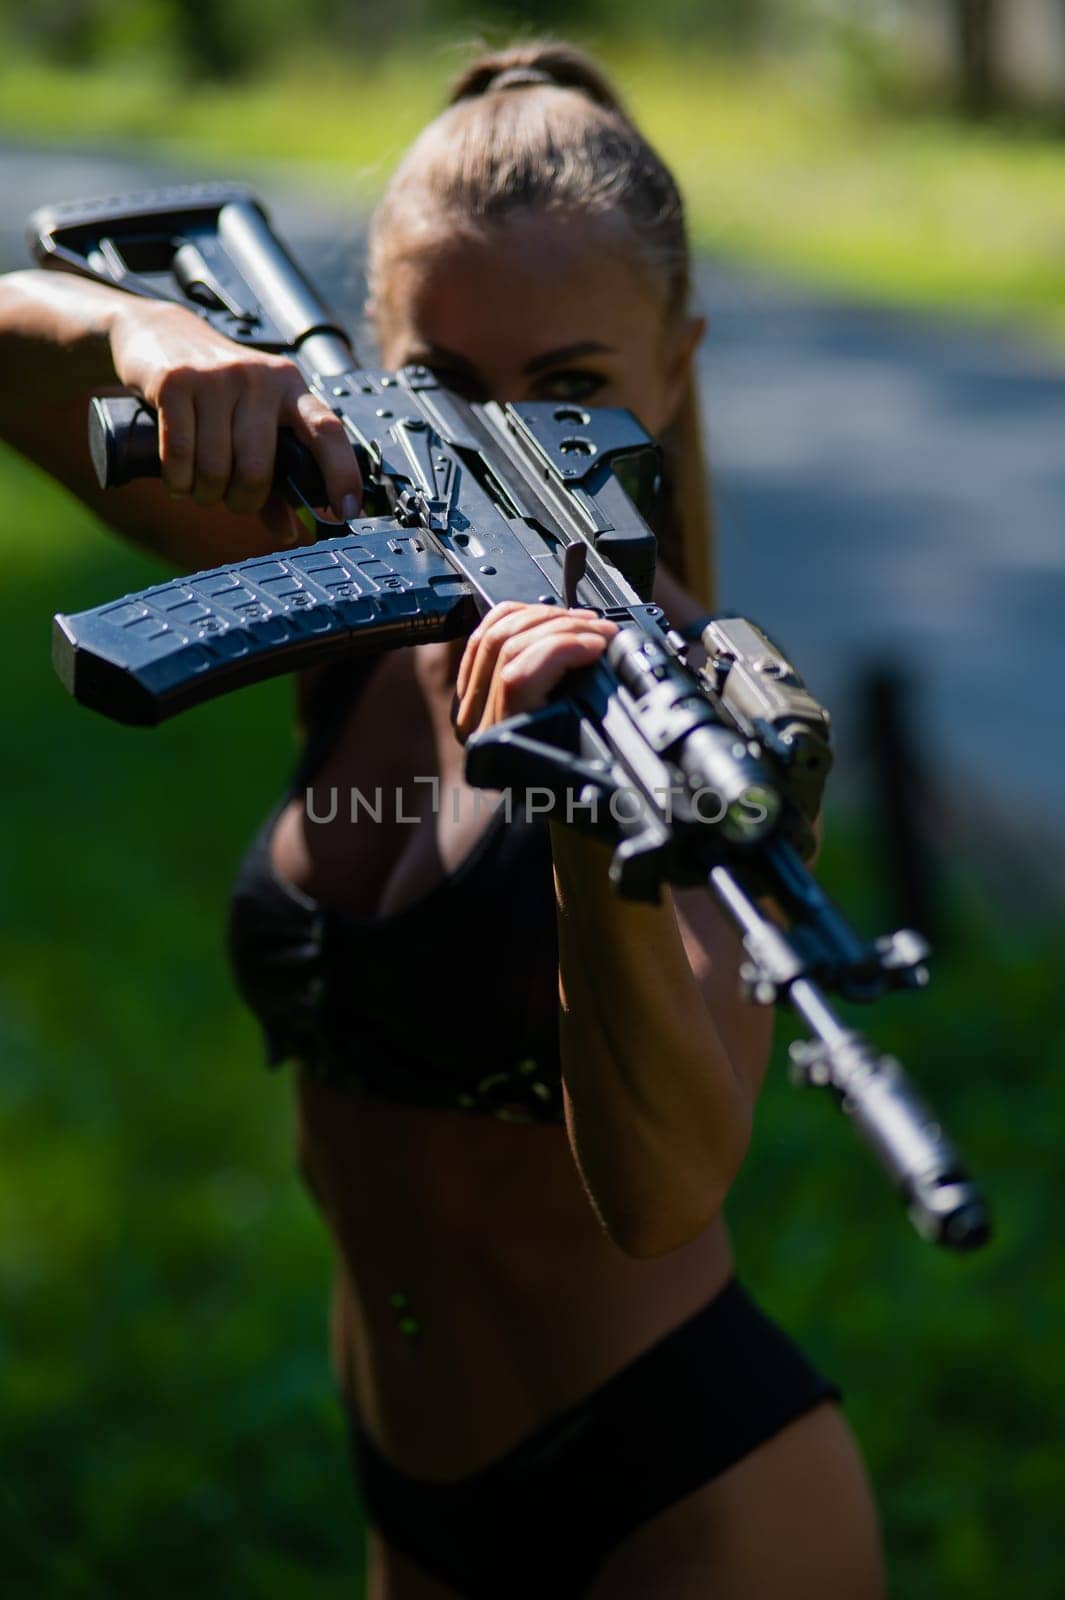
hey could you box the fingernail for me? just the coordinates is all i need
[340,493,360,521]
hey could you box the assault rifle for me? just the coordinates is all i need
[28,186,989,1250]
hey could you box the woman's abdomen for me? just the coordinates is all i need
[293,1066,734,1481]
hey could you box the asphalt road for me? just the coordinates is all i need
[4,139,1063,869]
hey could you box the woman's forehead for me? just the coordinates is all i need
[377,209,664,359]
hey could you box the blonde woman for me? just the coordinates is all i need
[0,43,884,1599]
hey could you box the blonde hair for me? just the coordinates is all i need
[367,42,715,609]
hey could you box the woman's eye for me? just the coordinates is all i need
[534,371,608,403]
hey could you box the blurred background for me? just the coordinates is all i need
[1,2,1063,1595]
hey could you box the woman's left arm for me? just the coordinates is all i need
[550,824,772,1259]
[454,601,774,1261]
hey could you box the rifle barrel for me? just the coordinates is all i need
[788,976,990,1250]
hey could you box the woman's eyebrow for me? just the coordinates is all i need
[524,341,614,375]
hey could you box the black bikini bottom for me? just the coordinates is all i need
[346,1275,842,1598]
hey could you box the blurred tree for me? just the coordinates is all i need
[953,0,1000,115]
[431,0,587,29]
[167,0,432,78]
[0,0,428,79]
[0,0,817,75]
[169,0,243,78]
[590,0,777,46]
[1,0,96,65]
[416,0,780,48]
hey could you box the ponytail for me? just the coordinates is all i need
[447,42,627,115]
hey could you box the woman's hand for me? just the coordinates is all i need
[108,298,362,520]
[452,601,617,743]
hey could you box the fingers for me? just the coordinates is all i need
[226,378,283,515]
[156,377,195,497]
[455,600,529,700]
[457,604,611,722]
[115,302,363,519]
[456,602,608,701]
[454,603,616,744]
[190,386,235,506]
[155,364,267,509]
[284,386,363,520]
[488,631,613,722]
[156,364,361,521]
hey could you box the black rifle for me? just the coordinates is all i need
[28,186,989,1250]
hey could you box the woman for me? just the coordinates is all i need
[0,43,884,1599]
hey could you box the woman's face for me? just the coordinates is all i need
[374,209,702,438]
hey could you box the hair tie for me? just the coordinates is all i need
[488,66,556,94]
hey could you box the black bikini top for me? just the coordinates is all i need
[226,654,565,1124]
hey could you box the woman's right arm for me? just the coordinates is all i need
[0,269,362,571]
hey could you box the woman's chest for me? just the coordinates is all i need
[274,645,500,918]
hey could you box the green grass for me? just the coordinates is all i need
[0,441,1062,1595]
[3,46,1065,337]
[0,451,364,1596]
